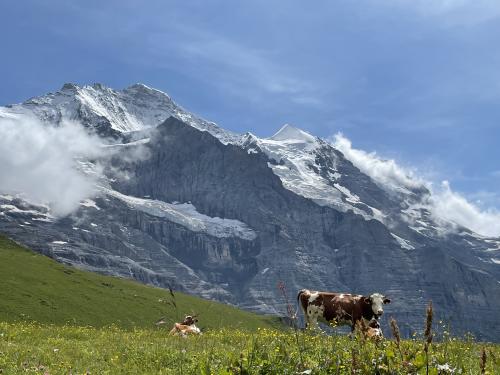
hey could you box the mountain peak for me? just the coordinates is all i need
[4,82,237,141]
[127,83,152,90]
[60,82,80,91]
[124,83,171,99]
[269,124,316,143]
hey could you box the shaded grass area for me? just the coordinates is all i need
[0,235,278,331]
[0,323,498,374]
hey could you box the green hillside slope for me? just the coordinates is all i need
[0,235,278,330]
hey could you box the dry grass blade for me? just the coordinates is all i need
[424,301,433,343]
[390,317,404,362]
[424,301,434,375]
[480,347,486,374]
[390,318,400,346]
[351,347,358,374]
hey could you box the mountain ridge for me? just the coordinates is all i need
[0,83,499,340]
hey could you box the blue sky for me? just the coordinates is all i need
[1,0,499,211]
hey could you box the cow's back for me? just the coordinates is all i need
[323,293,359,323]
[299,290,364,325]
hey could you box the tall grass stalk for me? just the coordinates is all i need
[390,317,404,362]
[350,347,358,374]
[480,347,486,374]
[424,301,433,375]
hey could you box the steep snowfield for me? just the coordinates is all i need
[240,125,386,221]
[250,126,344,209]
[0,83,238,143]
[103,188,257,240]
[75,157,257,241]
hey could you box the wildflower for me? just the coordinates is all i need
[437,363,456,373]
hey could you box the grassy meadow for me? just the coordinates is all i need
[0,235,277,331]
[1,235,499,374]
[0,322,499,374]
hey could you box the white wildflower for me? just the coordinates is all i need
[437,363,456,373]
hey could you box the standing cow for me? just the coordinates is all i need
[297,289,390,332]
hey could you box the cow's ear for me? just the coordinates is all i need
[364,297,372,305]
[383,297,391,304]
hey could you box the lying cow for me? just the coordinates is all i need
[357,318,383,340]
[168,315,202,337]
[297,289,390,332]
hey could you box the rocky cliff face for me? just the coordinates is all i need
[1,83,499,340]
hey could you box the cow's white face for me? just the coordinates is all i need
[368,293,391,317]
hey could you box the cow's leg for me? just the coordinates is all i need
[304,306,316,330]
[306,304,325,333]
[303,308,310,330]
[305,308,314,330]
[309,314,319,331]
[346,323,356,339]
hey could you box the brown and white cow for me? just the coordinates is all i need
[297,289,390,332]
[168,315,202,337]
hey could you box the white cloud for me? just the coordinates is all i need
[0,115,109,217]
[332,133,500,237]
[333,133,425,191]
[431,181,500,237]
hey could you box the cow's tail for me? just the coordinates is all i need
[294,289,308,320]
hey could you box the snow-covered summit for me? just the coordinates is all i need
[269,124,317,143]
[242,124,372,217]
[1,82,238,143]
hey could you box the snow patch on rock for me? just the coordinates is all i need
[80,199,100,210]
[391,233,415,250]
[104,188,257,240]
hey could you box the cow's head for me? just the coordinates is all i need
[181,315,198,325]
[365,293,391,318]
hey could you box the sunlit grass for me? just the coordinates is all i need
[0,322,498,374]
[0,235,278,331]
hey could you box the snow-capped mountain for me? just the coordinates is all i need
[0,83,499,341]
[0,82,237,142]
